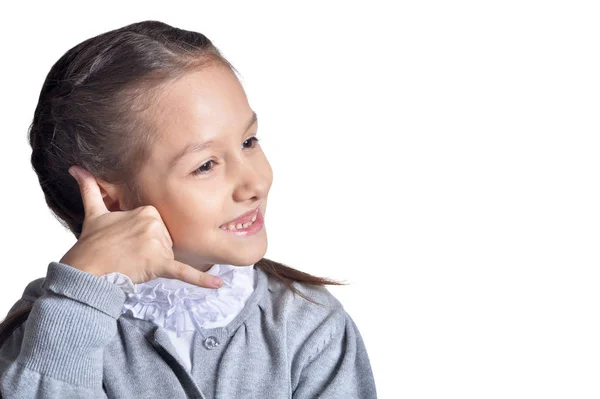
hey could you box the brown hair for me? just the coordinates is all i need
[0,20,346,345]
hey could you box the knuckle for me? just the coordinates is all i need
[147,218,165,233]
[139,218,163,237]
[140,205,159,217]
[148,236,166,251]
[80,184,91,197]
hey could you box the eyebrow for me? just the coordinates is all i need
[169,111,258,169]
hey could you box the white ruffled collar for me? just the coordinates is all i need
[102,263,256,337]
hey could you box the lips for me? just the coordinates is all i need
[221,202,263,227]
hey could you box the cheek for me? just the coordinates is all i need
[167,209,218,244]
[173,195,222,227]
[158,192,213,227]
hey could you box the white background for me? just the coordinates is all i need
[1,1,599,397]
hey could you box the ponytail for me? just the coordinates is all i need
[0,305,32,350]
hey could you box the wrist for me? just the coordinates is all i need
[59,253,103,277]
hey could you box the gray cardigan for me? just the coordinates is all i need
[0,262,377,398]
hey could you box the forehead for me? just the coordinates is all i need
[146,64,250,165]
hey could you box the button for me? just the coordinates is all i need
[204,336,220,350]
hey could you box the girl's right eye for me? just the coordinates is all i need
[192,160,215,176]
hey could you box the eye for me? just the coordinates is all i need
[243,136,260,149]
[191,136,261,176]
[192,159,215,176]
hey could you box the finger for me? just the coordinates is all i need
[68,165,110,219]
[163,259,223,289]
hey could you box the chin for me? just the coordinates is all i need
[224,237,268,266]
[232,247,268,266]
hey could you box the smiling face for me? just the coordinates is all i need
[132,62,273,272]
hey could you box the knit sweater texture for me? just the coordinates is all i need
[0,261,377,398]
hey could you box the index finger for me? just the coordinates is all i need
[163,260,223,289]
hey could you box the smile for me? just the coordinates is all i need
[220,208,264,236]
[221,209,259,231]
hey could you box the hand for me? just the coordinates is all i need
[59,165,223,289]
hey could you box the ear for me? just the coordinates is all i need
[94,177,126,212]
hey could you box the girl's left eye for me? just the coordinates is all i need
[243,136,260,150]
[191,136,261,176]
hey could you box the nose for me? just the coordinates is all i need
[229,154,270,202]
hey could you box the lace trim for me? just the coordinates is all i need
[100,264,255,337]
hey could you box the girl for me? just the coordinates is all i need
[0,20,377,398]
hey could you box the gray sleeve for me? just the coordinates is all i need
[0,261,127,398]
[292,310,378,399]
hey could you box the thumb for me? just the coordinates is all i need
[68,165,110,219]
[164,260,223,289]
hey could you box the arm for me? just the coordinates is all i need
[0,261,127,398]
[292,310,378,399]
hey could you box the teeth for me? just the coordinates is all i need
[223,211,259,231]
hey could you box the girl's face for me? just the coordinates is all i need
[134,63,272,272]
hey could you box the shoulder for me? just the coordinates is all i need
[259,265,345,314]
[256,266,349,349]
[21,277,46,301]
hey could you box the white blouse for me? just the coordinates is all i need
[100,263,256,371]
